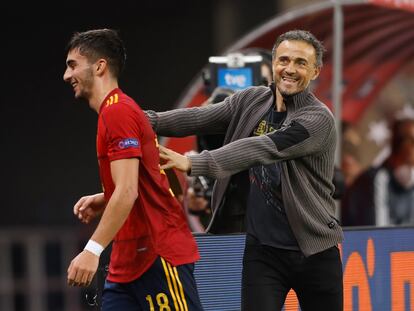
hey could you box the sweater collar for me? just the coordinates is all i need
[270,82,311,111]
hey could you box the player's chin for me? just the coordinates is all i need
[74,89,86,99]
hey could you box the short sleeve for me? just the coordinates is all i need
[101,104,143,162]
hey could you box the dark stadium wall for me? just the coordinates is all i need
[2,0,278,227]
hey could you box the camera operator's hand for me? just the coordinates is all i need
[159,145,192,173]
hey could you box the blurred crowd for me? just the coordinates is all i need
[340,118,414,226]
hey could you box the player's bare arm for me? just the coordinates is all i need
[67,158,139,287]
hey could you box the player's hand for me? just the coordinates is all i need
[159,145,192,173]
[67,250,99,287]
[74,193,106,224]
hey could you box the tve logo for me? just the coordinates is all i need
[218,67,253,90]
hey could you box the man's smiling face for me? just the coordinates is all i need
[273,40,320,96]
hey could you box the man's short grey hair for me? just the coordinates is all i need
[272,30,326,68]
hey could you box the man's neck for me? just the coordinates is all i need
[273,85,310,112]
[89,80,119,113]
[274,87,287,112]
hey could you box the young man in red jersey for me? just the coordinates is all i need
[63,28,203,311]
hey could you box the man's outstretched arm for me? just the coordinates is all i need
[160,110,335,179]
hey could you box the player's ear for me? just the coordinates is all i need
[96,59,107,76]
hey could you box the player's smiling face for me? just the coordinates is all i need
[273,40,320,96]
[63,48,95,100]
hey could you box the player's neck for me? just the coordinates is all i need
[89,79,119,113]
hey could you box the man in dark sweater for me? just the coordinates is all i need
[147,30,343,311]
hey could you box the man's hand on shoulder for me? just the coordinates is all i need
[159,145,192,173]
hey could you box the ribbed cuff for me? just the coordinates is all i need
[187,153,209,176]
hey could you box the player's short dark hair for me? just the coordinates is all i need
[66,28,126,78]
[272,30,325,68]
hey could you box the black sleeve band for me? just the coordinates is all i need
[268,121,310,151]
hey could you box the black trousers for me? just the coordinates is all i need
[242,236,343,311]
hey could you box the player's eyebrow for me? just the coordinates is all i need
[66,59,76,67]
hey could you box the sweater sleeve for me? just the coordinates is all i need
[144,87,258,137]
[188,109,336,179]
[144,95,242,137]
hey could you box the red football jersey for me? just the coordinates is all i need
[96,88,199,283]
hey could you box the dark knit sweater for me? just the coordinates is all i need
[146,85,343,256]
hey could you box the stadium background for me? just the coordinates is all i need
[2,0,288,228]
[2,1,414,310]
